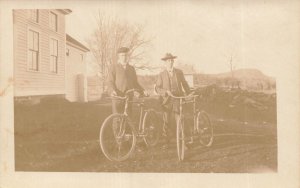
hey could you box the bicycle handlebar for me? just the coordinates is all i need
[153,84,198,99]
[110,89,146,100]
[110,95,127,100]
[167,91,198,99]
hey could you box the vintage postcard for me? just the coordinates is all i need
[0,0,299,187]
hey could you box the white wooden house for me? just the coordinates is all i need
[13,9,89,102]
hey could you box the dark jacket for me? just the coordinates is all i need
[156,68,190,96]
[108,63,144,95]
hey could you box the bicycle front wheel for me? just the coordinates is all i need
[176,115,185,161]
[142,109,160,147]
[99,113,136,161]
[196,111,213,147]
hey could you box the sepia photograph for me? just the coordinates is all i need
[0,0,300,187]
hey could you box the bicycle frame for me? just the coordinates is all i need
[153,84,200,132]
[100,89,160,161]
[169,93,199,133]
[111,89,147,135]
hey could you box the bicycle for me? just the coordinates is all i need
[154,86,214,161]
[99,89,160,162]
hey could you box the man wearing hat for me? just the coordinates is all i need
[108,47,146,117]
[155,53,191,148]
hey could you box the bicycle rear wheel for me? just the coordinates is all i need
[99,113,136,161]
[196,111,213,147]
[142,109,160,147]
[176,115,185,161]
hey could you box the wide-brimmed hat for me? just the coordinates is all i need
[161,53,177,61]
[117,47,130,54]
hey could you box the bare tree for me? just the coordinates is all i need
[228,53,236,79]
[87,11,153,92]
[226,53,237,88]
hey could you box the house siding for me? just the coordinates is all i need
[65,44,86,102]
[13,9,66,96]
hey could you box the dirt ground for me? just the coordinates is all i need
[14,97,277,173]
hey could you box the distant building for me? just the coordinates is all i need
[13,9,89,102]
[66,34,89,102]
[184,73,194,88]
[176,63,195,88]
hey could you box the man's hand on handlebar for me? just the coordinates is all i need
[111,90,118,97]
[187,91,196,96]
[111,89,150,98]
[166,90,172,96]
[143,90,150,97]
[138,90,149,98]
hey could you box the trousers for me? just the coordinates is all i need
[111,97,133,117]
[160,96,181,143]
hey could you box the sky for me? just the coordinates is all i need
[66,0,300,77]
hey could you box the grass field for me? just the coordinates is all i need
[14,97,277,172]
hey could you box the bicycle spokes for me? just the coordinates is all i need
[143,110,160,147]
[197,112,214,147]
[112,117,126,144]
[176,116,185,161]
[100,114,136,161]
[145,123,155,136]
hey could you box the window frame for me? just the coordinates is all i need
[49,11,58,32]
[49,37,59,74]
[28,9,39,23]
[27,28,40,72]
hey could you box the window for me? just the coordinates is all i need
[66,48,70,56]
[49,12,57,31]
[29,9,39,23]
[81,54,84,61]
[28,30,39,71]
[50,39,58,73]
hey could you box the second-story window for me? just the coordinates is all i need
[28,30,39,71]
[50,39,58,73]
[29,9,39,23]
[50,12,57,32]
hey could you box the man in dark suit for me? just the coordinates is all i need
[108,47,146,117]
[155,53,191,147]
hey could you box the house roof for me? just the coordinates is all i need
[66,34,90,52]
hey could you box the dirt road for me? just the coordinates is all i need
[14,100,277,173]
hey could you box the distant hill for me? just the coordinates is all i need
[194,69,276,91]
[213,69,274,82]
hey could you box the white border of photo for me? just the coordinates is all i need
[0,0,299,188]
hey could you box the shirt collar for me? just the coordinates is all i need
[167,67,174,73]
[167,68,174,76]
